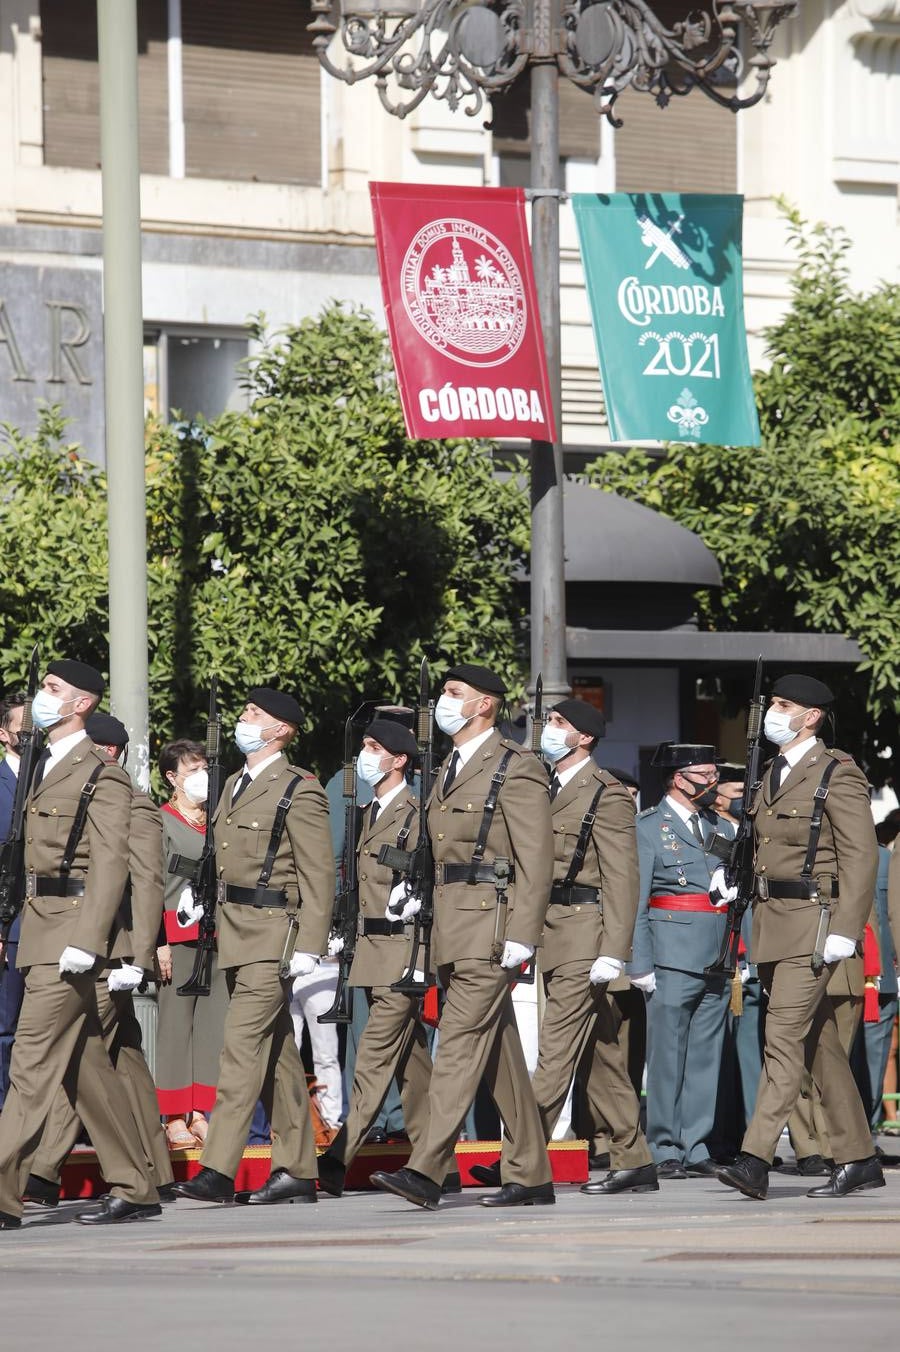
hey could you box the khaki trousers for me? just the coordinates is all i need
[406,959,551,1188]
[743,956,872,1165]
[788,992,864,1160]
[0,963,157,1217]
[533,961,652,1169]
[329,986,432,1168]
[31,979,173,1190]
[202,960,317,1181]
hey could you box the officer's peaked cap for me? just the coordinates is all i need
[716,761,746,784]
[373,704,415,731]
[85,711,128,748]
[771,674,834,709]
[551,698,606,740]
[443,664,506,696]
[365,718,418,760]
[652,742,718,770]
[247,687,302,726]
[47,659,105,697]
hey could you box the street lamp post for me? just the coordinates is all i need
[308,0,796,701]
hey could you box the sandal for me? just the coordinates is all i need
[188,1113,209,1144]
[165,1118,196,1150]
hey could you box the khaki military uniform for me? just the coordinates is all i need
[31,790,173,1191]
[0,739,157,1217]
[405,730,554,1189]
[531,764,653,1169]
[327,787,432,1170]
[200,754,333,1182]
[743,740,878,1165]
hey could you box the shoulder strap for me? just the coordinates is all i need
[256,775,303,891]
[468,749,515,882]
[396,805,416,851]
[60,764,104,875]
[800,759,840,881]
[561,781,608,887]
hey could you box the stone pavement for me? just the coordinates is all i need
[3,1168,899,1352]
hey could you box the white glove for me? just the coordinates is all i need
[386,881,421,922]
[288,951,318,979]
[176,885,204,928]
[739,962,751,986]
[59,945,97,975]
[590,955,624,986]
[630,971,657,995]
[709,867,738,906]
[327,933,344,957]
[107,962,144,993]
[500,941,534,970]
[823,933,857,964]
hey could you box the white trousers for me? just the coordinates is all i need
[289,961,343,1128]
[511,978,573,1140]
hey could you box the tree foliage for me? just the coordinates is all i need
[0,305,529,778]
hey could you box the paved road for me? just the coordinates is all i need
[4,1165,899,1351]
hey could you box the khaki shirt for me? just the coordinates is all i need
[541,764,639,972]
[427,730,553,966]
[750,741,878,963]
[349,787,419,988]
[212,753,333,968]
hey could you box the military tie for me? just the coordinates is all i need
[769,755,788,796]
[231,770,251,804]
[369,800,381,827]
[32,748,52,788]
[443,749,461,794]
[688,812,706,847]
[549,772,561,801]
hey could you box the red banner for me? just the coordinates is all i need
[370,182,556,441]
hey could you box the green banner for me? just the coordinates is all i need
[572,193,760,447]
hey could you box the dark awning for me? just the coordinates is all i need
[566,628,863,666]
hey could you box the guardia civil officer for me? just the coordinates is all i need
[24,713,174,1207]
[371,663,554,1210]
[470,699,656,1195]
[716,675,884,1199]
[0,660,160,1229]
[174,687,333,1206]
[631,744,735,1179]
[318,717,436,1197]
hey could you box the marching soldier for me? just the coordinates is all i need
[631,744,735,1179]
[24,713,174,1207]
[318,717,437,1197]
[174,687,333,1206]
[371,663,554,1210]
[716,674,883,1199]
[0,660,160,1228]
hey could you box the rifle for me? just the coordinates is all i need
[177,678,223,997]
[0,646,42,972]
[317,709,363,1024]
[706,655,765,978]
[379,658,437,995]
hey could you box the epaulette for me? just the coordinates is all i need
[498,738,530,756]
[637,805,658,819]
[824,747,856,766]
[287,763,320,781]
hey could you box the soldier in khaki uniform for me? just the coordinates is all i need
[174,687,333,1206]
[318,718,436,1197]
[372,663,554,1211]
[717,674,884,1200]
[24,713,174,1208]
[0,660,160,1229]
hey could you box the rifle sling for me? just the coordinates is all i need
[254,775,303,899]
[559,782,608,888]
[800,759,840,884]
[60,765,104,876]
[467,749,515,884]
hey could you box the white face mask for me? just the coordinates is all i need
[234,720,276,756]
[182,769,209,805]
[540,725,573,763]
[32,690,74,730]
[357,749,388,788]
[435,693,477,736]
[763,708,802,747]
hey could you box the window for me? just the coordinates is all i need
[144,328,249,422]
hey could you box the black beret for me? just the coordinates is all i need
[247,686,302,726]
[551,698,606,740]
[652,742,718,770]
[606,766,639,791]
[86,712,128,748]
[47,659,105,697]
[364,718,418,760]
[716,761,746,784]
[443,663,506,696]
[771,674,834,708]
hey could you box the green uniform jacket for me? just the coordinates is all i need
[212,753,334,968]
[427,730,553,966]
[349,786,420,988]
[541,765,639,972]
[107,792,165,972]
[18,740,133,967]
[750,741,878,964]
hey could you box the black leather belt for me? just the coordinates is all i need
[549,882,601,907]
[26,876,86,899]
[436,863,516,885]
[358,917,406,937]
[755,877,839,901]
[221,884,288,909]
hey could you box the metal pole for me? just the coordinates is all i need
[97,0,150,788]
[528,31,569,705]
